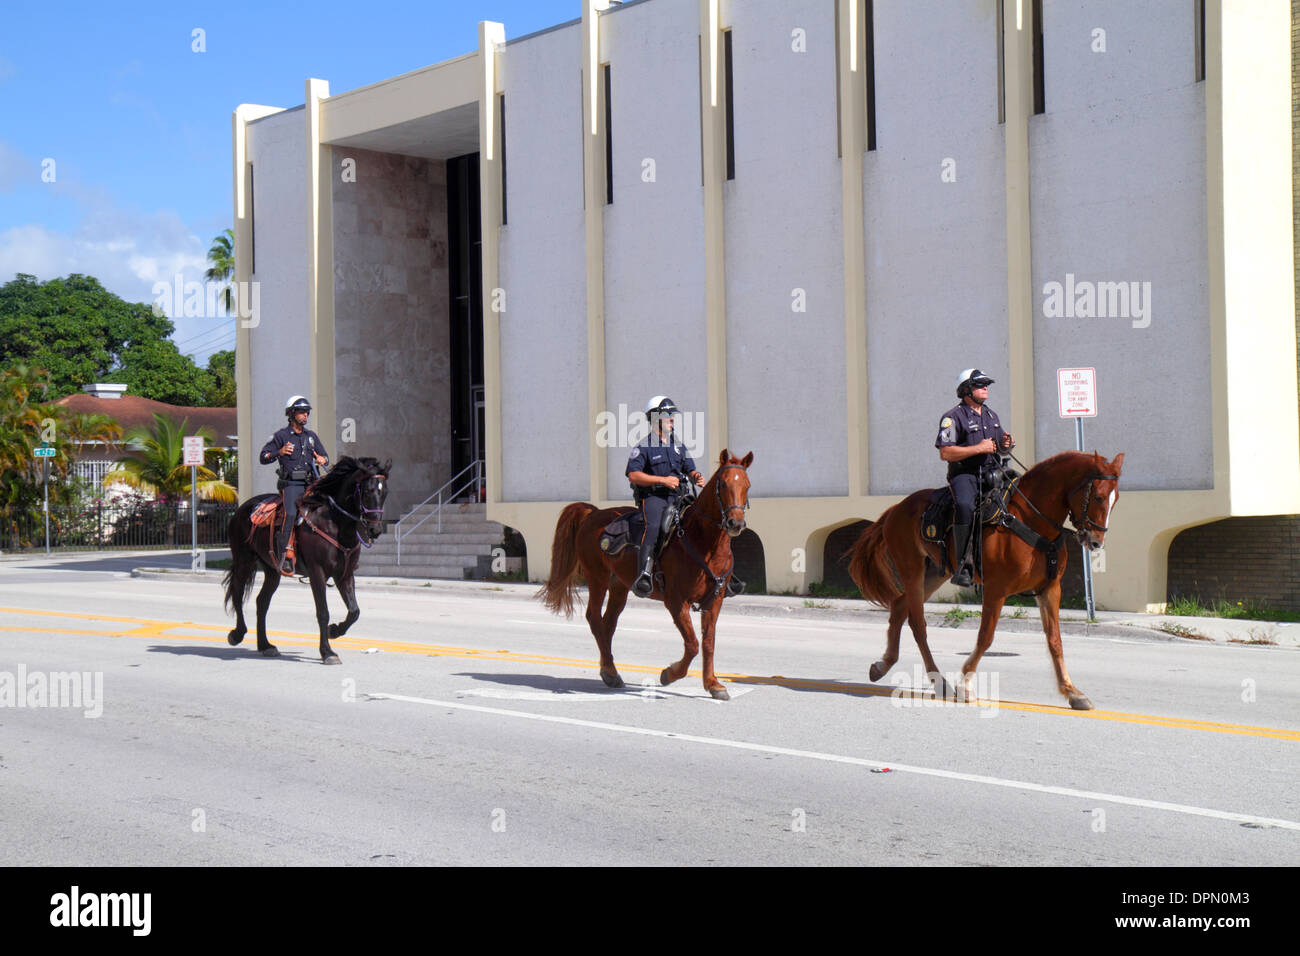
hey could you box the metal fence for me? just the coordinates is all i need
[0,500,240,553]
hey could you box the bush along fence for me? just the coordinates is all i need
[0,497,239,552]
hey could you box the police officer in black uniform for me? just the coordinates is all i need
[626,396,704,598]
[935,369,1014,587]
[260,395,329,574]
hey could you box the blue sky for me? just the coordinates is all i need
[0,0,579,365]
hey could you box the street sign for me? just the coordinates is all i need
[33,446,56,458]
[182,436,206,466]
[1057,367,1097,418]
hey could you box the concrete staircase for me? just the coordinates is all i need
[359,500,506,580]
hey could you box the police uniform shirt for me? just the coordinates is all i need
[935,403,1006,478]
[626,437,696,497]
[260,426,328,479]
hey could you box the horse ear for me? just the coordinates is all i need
[382,458,393,474]
[1111,452,1124,474]
[741,450,753,468]
[718,448,729,466]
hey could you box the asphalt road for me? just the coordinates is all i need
[1,560,1297,866]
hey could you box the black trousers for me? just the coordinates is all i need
[637,495,672,568]
[281,482,308,529]
[951,472,979,526]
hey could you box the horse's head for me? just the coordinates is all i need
[714,449,754,537]
[353,457,393,544]
[1070,452,1123,551]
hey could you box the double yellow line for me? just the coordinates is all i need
[3,605,1298,741]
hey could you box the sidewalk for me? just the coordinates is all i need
[106,556,1299,650]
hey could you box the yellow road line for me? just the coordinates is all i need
[3,606,1298,741]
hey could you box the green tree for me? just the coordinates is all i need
[0,273,214,405]
[205,229,235,313]
[203,349,235,407]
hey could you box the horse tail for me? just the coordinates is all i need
[223,506,260,613]
[848,510,904,608]
[536,502,595,618]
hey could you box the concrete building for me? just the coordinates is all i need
[233,0,1300,612]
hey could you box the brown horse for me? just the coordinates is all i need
[848,450,1124,710]
[538,449,753,700]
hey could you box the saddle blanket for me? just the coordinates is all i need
[250,498,281,528]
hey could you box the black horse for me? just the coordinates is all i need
[223,456,391,664]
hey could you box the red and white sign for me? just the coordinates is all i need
[182,436,206,466]
[1057,367,1097,418]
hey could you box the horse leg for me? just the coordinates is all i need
[310,567,340,664]
[869,596,906,682]
[329,571,360,641]
[585,575,622,688]
[253,563,281,657]
[698,600,728,700]
[959,592,1006,702]
[1036,579,1091,709]
[904,580,953,701]
[659,602,700,687]
[226,555,252,647]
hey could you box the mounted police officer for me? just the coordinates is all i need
[626,396,704,598]
[935,369,1014,587]
[260,395,329,574]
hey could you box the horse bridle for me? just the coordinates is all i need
[323,472,388,546]
[697,462,750,531]
[1013,470,1119,545]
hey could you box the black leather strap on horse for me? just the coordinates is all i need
[997,510,1067,584]
[300,512,361,556]
[673,524,733,612]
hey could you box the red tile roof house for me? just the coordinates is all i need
[54,384,237,495]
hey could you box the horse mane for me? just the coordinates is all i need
[1022,450,1103,480]
[303,456,383,504]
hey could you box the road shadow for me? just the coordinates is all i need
[452,672,627,694]
[146,643,317,664]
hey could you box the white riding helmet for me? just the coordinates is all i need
[955,369,994,397]
[644,395,680,421]
[285,395,312,415]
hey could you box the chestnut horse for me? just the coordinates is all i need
[848,451,1123,709]
[538,449,753,700]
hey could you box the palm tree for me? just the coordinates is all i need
[105,413,237,504]
[205,228,236,314]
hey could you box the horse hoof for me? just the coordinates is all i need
[1068,694,1094,711]
[868,661,888,682]
[259,646,280,658]
[322,655,342,666]
[227,630,244,646]
[708,686,730,701]
[600,670,624,689]
[659,667,676,686]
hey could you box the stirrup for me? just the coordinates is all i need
[951,564,973,588]
[633,570,654,598]
[279,552,297,577]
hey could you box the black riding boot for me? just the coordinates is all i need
[951,523,974,587]
[276,529,294,575]
[632,537,655,597]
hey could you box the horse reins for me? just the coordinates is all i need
[670,462,750,610]
[305,472,388,551]
[1006,451,1119,544]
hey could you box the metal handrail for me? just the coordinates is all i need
[395,460,483,565]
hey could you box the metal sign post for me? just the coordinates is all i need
[1057,368,1098,621]
[34,443,56,555]
[183,437,206,570]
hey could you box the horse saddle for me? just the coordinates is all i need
[599,500,686,558]
[250,495,284,529]
[920,475,1020,546]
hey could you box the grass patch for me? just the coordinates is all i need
[206,558,232,571]
[1166,594,1300,623]
[1156,621,1213,641]
[802,599,832,609]
[941,607,979,627]
[807,581,863,600]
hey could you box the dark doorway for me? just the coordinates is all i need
[447,153,485,479]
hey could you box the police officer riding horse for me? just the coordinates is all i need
[260,395,329,575]
[625,396,705,598]
[935,369,1015,587]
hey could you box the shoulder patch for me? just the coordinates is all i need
[941,417,953,429]
[628,448,639,460]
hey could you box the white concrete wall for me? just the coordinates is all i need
[246,107,310,498]
[1030,0,1209,490]
[864,0,1009,495]
[601,0,710,500]
[498,24,590,503]
[724,0,847,497]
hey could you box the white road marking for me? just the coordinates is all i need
[369,693,1300,832]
